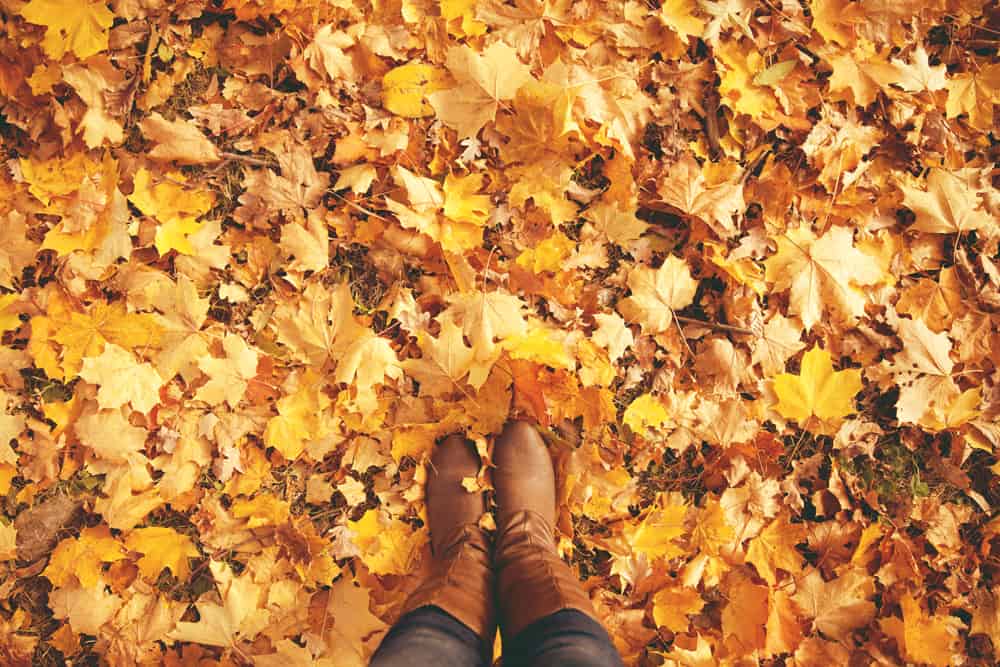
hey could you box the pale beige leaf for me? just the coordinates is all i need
[791,566,875,640]
[281,213,329,274]
[50,584,122,636]
[764,226,884,332]
[619,255,698,334]
[592,312,634,363]
[900,169,993,234]
[139,112,222,165]
[75,407,148,464]
[752,314,805,376]
[80,344,164,415]
[195,334,259,408]
[428,42,533,138]
[892,315,953,376]
[0,522,16,560]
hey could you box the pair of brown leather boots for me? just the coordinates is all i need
[401,420,597,651]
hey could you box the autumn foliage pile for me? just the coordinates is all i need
[0,0,998,664]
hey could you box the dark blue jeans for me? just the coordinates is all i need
[370,605,624,667]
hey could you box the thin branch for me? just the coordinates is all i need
[219,151,277,168]
[675,315,754,336]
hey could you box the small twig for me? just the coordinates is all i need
[219,151,276,168]
[703,83,723,162]
[674,315,754,336]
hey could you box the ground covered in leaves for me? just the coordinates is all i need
[0,0,998,664]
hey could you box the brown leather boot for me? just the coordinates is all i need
[400,434,496,645]
[492,420,597,639]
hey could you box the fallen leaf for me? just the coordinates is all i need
[139,112,222,165]
[125,526,200,581]
[772,346,862,431]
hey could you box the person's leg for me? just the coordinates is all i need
[503,609,624,667]
[371,434,496,665]
[492,420,624,666]
[370,604,489,667]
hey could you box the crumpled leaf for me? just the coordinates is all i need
[139,112,222,165]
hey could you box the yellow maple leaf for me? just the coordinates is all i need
[125,526,200,581]
[772,346,861,431]
[703,241,766,296]
[264,369,334,460]
[127,168,214,256]
[746,512,805,585]
[231,494,291,528]
[20,0,114,60]
[502,326,575,370]
[348,509,423,576]
[0,295,21,333]
[443,172,491,226]
[660,0,705,43]
[898,592,964,667]
[44,525,126,588]
[652,584,705,633]
[18,152,98,207]
[440,0,487,38]
[691,498,735,556]
[716,39,779,122]
[623,393,671,436]
[51,300,163,379]
[515,231,575,274]
[382,63,450,118]
[508,161,579,226]
[156,218,205,256]
[626,497,688,561]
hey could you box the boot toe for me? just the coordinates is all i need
[493,420,556,524]
[432,433,480,479]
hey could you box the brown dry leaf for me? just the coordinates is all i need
[139,112,222,165]
[721,569,768,656]
[746,512,806,585]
